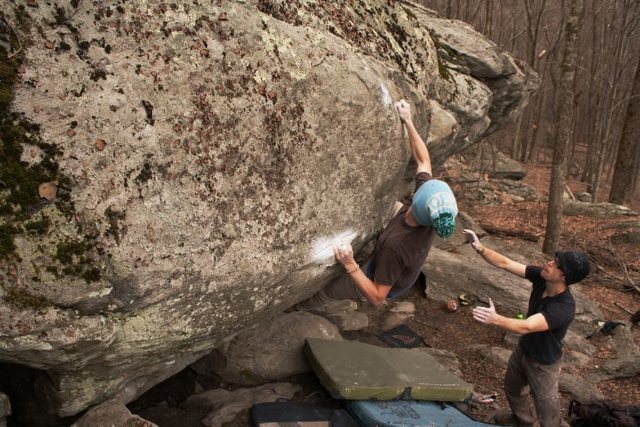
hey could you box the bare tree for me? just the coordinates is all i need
[543,0,584,255]
[609,56,640,205]
[587,1,640,202]
[421,0,640,206]
[510,0,548,163]
[521,0,551,162]
[581,0,604,184]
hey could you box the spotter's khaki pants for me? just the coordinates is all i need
[505,345,563,427]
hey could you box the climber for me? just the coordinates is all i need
[298,99,458,307]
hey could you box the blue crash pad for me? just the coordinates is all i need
[345,400,494,427]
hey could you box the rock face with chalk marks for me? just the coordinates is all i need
[0,0,537,417]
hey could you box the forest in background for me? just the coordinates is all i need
[421,0,640,209]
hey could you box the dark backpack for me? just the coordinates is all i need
[569,399,640,427]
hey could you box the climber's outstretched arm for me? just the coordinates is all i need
[395,99,432,176]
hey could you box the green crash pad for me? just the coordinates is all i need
[304,338,473,402]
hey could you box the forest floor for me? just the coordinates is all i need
[280,160,640,426]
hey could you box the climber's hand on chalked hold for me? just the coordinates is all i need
[333,243,356,272]
[394,99,412,123]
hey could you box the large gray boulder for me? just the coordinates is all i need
[202,311,341,385]
[586,322,640,382]
[559,372,604,403]
[0,0,537,416]
[470,145,528,180]
[563,200,639,217]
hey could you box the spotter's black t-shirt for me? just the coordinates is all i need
[519,266,576,364]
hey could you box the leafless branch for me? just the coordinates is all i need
[589,247,640,294]
[615,302,634,315]
[612,249,640,294]
[4,19,22,59]
[501,29,527,48]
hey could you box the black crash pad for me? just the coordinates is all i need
[377,324,425,348]
[250,401,358,427]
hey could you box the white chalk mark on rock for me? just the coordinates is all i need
[380,81,392,109]
[311,230,359,263]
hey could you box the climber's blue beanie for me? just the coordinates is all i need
[411,179,459,238]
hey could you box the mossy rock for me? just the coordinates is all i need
[5,288,50,310]
[0,9,97,283]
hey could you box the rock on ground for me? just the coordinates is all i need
[181,382,301,427]
[71,400,157,427]
[0,393,9,427]
[200,311,341,386]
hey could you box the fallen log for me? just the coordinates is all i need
[563,200,639,217]
[478,223,541,242]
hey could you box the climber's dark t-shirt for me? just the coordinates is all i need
[519,266,576,364]
[371,172,434,298]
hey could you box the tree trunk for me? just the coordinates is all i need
[520,0,546,162]
[581,0,600,184]
[609,56,640,205]
[485,0,493,39]
[632,135,640,192]
[589,1,638,202]
[543,0,584,256]
[445,0,452,17]
[512,114,524,159]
